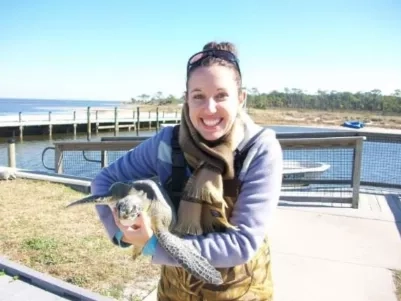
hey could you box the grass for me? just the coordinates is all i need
[394,270,401,301]
[0,179,160,301]
[246,107,401,130]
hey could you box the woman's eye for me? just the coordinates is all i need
[216,93,228,99]
[191,94,205,104]
[193,94,203,99]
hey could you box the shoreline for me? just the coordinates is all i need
[1,104,400,136]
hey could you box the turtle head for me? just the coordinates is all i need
[115,193,146,224]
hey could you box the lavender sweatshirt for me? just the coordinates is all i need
[91,119,283,268]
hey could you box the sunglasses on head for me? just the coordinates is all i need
[186,49,242,79]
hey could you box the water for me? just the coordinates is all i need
[0,98,399,186]
[0,125,399,188]
[0,125,343,173]
[0,98,124,116]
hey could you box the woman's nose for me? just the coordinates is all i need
[204,98,218,113]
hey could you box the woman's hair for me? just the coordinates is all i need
[187,41,242,89]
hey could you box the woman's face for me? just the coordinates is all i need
[186,65,245,141]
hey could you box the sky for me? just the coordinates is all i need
[0,0,400,101]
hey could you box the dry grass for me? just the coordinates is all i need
[394,270,401,301]
[122,103,401,130]
[246,107,401,129]
[0,179,160,301]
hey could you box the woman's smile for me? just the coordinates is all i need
[201,117,223,128]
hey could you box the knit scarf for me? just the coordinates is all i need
[174,102,244,236]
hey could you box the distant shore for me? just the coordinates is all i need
[122,103,401,134]
[1,103,400,136]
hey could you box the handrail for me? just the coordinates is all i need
[41,146,55,171]
[53,140,143,151]
[82,151,102,163]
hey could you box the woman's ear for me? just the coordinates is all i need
[239,88,247,108]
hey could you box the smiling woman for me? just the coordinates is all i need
[185,43,244,141]
[91,41,284,301]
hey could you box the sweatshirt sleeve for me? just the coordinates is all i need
[151,136,283,268]
[91,131,162,196]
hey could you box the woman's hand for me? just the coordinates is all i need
[112,207,154,247]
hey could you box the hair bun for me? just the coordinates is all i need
[202,41,238,57]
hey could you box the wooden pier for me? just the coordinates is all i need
[0,106,181,139]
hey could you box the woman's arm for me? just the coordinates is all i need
[151,135,283,268]
[91,132,163,196]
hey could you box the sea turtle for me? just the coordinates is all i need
[66,177,223,285]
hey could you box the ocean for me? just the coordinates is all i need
[0,98,125,116]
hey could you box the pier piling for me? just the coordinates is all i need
[87,107,91,140]
[114,107,119,136]
[7,138,16,168]
[156,107,159,132]
[95,110,99,134]
[48,111,52,138]
[136,107,140,135]
[18,112,24,140]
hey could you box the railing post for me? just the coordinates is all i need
[351,136,365,208]
[156,107,159,132]
[54,145,63,174]
[73,111,77,136]
[101,150,108,168]
[7,138,16,168]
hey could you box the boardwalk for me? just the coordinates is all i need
[0,107,181,138]
[0,109,180,127]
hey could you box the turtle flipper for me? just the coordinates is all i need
[66,182,135,208]
[66,192,113,208]
[156,231,223,285]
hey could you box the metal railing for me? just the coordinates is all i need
[50,135,367,208]
[98,130,401,190]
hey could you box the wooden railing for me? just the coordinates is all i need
[0,106,181,139]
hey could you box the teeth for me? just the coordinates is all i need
[202,118,221,126]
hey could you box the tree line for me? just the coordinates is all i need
[245,88,401,114]
[130,88,401,114]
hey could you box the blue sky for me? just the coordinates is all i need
[1,0,400,101]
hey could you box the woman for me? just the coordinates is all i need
[92,41,283,300]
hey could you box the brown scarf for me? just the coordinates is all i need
[173,102,244,236]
